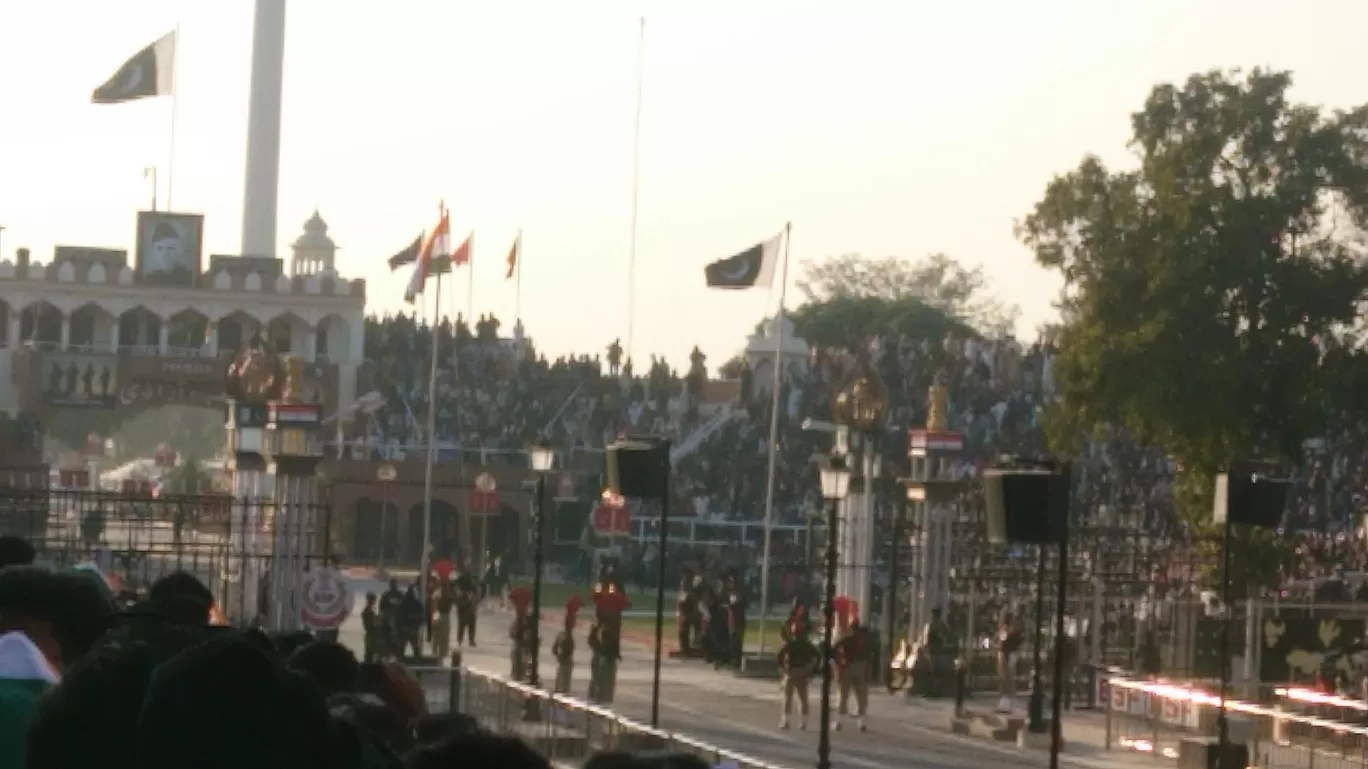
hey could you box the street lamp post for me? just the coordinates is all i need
[527,440,556,689]
[817,454,851,769]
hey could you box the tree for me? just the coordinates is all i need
[796,252,1019,335]
[1019,68,1368,592]
[718,353,747,380]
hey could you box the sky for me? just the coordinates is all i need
[3,1,1368,373]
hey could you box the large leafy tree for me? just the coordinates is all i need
[789,253,1013,348]
[1019,68,1368,592]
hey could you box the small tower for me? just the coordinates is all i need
[290,210,337,277]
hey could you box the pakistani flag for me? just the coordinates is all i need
[704,231,783,289]
[91,30,177,104]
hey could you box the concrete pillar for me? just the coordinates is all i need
[59,314,70,350]
[241,0,288,257]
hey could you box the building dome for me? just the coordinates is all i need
[292,210,335,251]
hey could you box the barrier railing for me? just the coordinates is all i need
[410,665,793,769]
[1105,676,1368,769]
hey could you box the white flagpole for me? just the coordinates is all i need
[756,221,792,656]
[514,229,523,323]
[166,23,181,210]
[625,17,645,364]
[419,207,446,627]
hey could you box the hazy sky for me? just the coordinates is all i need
[3,1,1366,372]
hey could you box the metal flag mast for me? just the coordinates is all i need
[419,202,446,618]
[756,222,793,656]
[166,23,181,209]
[625,16,645,364]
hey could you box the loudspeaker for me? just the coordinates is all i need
[1213,462,1288,529]
[983,468,1069,544]
[605,438,671,500]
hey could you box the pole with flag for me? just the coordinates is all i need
[507,230,522,322]
[92,28,179,207]
[412,205,452,624]
[626,16,645,365]
[702,224,789,655]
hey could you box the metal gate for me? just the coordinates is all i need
[0,487,334,625]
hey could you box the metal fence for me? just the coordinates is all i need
[0,486,334,626]
[409,664,794,769]
[1104,676,1368,769]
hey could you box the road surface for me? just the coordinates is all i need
[336,578,1140,769]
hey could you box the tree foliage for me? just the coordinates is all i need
[1019,68,1368,588]
[796,253,1019,336]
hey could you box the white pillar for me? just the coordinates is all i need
[6,311,19,349]
[302,326,316,362]
[158,323,170,355]
[241,0,288,258]
[59,315,70,351]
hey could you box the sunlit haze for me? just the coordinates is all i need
[4,0,1367,370]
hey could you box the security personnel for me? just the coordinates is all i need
[553,596,583,694]
[777,621,820,730]
[588,584,627,704]
[453,564,480,647]
[833,597,871,732]
[507,587,532,681]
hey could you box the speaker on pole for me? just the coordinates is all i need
[1212,462,1288,529]
[983,466,1070,545]
[605,437,670,500]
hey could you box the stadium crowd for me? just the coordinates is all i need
[354,311,1368,608]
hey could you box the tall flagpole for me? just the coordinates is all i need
[756,221,792,656]
[167,23,182,210]
[419,204,446,624]
[466,234,475,329]
[514,229,523,323]
[625,17,645,364]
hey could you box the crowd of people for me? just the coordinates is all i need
[355,311,1368,625]
[0,532,718,769]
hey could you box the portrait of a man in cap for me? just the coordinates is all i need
[135,211,203,285]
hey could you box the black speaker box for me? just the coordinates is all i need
[1213,462,1288,529]
[605,438,671,500]
[983,468,1069,545]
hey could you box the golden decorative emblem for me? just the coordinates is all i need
[282,356,307,403]
[225,337,283,404]
[927,384,949,431]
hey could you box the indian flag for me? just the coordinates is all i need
[0,632,59,767]
[404,208,451,303]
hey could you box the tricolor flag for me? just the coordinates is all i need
[91,30,177,104]
[704,230,783,289]
[404,210,450,303]
[505,231,520,279]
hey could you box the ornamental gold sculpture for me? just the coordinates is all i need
[224,336,284,404]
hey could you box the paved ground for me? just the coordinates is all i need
[338,577,1150,769]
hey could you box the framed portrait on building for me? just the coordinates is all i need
[135,211,203,285]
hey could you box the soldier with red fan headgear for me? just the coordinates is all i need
[553,595,583,694]
[587,583,628,704]
[832,596,870,732]
[507,586,533,682]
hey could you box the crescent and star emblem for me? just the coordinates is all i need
[722,255,753,281]
[121,63,144,95]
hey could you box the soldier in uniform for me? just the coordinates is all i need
[725,573,747,669]
[507,586,532,682]
[587,583,628,704]
[676,568,700,656]
[453,563,479,647]
[552,596,583,694]
[776,615,819,730]
[832,597,871,732]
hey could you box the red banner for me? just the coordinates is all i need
[593,501,631,534]
[468,490,499,515]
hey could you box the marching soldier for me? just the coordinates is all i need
[588,582,628,704]
[552,596,583,694]
[676,568,700,655]
[832,597,871,732]
[782,598,812,643]
[453,563,479,647]
[776,616,819,730]
[508,587,532,682]
[725,573,747,669]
